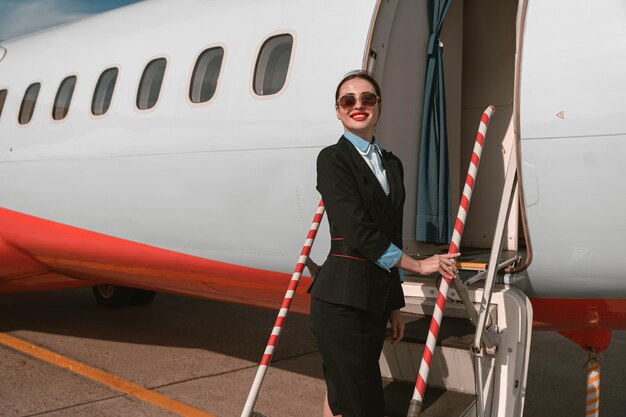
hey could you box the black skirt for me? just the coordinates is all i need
[310,296,389,417]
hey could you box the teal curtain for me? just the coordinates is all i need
[416,0,453,244]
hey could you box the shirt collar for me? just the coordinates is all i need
[343,131,381,155]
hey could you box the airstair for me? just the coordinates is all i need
[381,146,533,417]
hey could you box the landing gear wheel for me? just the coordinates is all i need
[130,289,157,306]
[92,284,134,308]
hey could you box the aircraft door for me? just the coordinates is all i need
[519,0,626,296]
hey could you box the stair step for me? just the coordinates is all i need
[403,313,476,350]
[383,378,476,417]
[380,312,477,395]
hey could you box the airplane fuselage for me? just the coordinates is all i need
[1,0,626,336]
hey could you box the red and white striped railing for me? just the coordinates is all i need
[407,105,495,417]
[241,200,325,417]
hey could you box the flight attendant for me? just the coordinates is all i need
[309,71,459,417]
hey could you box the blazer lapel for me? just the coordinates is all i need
[383,151,403,213]
[382,152,404,232]
[338,137,401,231]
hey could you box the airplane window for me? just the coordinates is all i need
[253,34,293,96]
[189,47,224,103]
[137,58,167,110]
[18,82,41,125]
[0,89,7,119]
[52,76,77,121]
[92,67,119,116]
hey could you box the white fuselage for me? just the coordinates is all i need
[0,0,377,272]
[517,0,626,297]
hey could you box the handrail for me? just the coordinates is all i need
[473,146,519,356]
[407,117,519,416]
[241,201,325,417]
[467,141,519,417]
[407,106,495,417]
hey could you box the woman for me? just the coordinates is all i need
[309,71,459,417]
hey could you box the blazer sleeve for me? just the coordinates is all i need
[316,147,391,262]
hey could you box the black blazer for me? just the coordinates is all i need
[310,136,406,314]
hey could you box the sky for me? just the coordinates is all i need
[0,0,142,41]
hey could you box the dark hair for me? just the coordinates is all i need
[334,70,382,105]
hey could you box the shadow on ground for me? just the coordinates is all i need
[0,288,319,377]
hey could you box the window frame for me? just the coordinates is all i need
[187,44,226,107]
[135,56,169,112]
[52,74,78,122]
[91,66,120,118]
[18,81,42,126]
[250,31,296,99]
[0,88,7,122]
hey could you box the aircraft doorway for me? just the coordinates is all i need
[369,0,524,267]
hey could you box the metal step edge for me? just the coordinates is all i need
[402,295,498,330]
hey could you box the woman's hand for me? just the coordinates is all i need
[397,252,460,279]
[386,309,405,344]
[305,257,320,278]
[418,253,460,277]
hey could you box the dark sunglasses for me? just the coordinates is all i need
[337,92,380,110]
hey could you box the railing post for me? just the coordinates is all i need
[241,201,325,417]
[407,106,495,417]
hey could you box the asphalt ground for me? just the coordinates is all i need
[0,288,624,417]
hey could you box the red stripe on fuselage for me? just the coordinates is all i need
[0,208,311,314]
[3,209,626,332]
[530,297,626,331]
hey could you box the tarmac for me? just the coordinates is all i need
[0,288,624,417]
